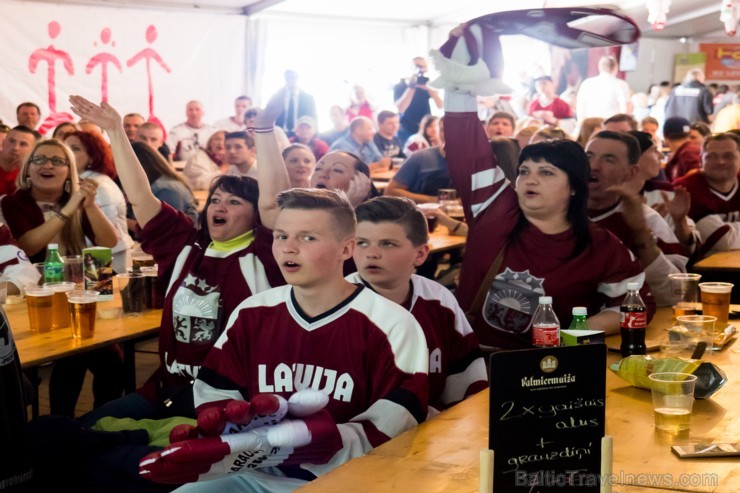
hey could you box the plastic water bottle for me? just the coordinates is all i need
[532,296,560,347]
[568,307,590,330]
[620,282,647,357]
[43,243,65,283]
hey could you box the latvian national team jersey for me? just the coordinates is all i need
[194,284,428,479]
[346,273,487,413]
[674,172,740,257]
[139,203,285,395]
[443,112,652,349]
[589,201,688,306]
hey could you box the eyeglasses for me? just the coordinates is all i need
[30,155,69,167]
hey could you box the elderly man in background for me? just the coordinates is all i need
[122,113,145,142]
[577,55,631,119]
[16,102,41,130]
[167,100,215,161]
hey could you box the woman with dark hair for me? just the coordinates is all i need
[131,141,198,225]
[65,131,134,272]
[403,114,439,156]
[68,96,288,423]
[434,25,650,350]
[51,121,78,141]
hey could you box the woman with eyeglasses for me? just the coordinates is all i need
[0,139,118,263]
[0,138,121,418]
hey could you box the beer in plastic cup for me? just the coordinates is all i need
[25,286,54,333]
[66,290,99,339]
[132,251,155,268]
[699,282,733,330]
[115,273,146,317]
[649,372,697,433]
[44,282,76,330]
[669,273,701,323]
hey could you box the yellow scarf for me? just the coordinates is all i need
[209,229,255,252]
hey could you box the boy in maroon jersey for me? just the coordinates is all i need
[348,196,487,414]
[140,188,429,492]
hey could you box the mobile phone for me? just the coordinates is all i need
[671,443,740,458]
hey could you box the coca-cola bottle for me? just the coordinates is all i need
[531,296,561,347]
[620,282,647,357]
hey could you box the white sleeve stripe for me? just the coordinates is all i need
[350,398,419,439]
[240,252,271,295]
[597,272,645,298]
[166,245,193,296]
[471,183,507,219]
[192,379,244,409]
[440,358,487,405]
[471,168,505,191]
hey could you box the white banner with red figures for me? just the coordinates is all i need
[0,1,247,135]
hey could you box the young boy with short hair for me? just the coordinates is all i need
[142,188,429,492]
[348,196,487,414]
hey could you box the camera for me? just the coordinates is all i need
[415,70,429,86]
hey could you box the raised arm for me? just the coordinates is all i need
[252,91,292,230]
[69,95,162,228]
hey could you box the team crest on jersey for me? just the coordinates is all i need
[173,274,221,344]
[0,313,15,366]
[483,268,545,335]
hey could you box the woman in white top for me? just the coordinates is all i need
[65,131,134,273]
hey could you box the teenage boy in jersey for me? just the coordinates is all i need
[348,196,487,414]
[142,188,429,492]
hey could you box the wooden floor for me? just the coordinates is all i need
[31,337,160,418]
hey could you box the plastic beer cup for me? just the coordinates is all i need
[25,286,54,333]
[44,282,76,329]
[699,282,733,330]
[66,290,99,339]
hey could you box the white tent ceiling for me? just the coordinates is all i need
[26,0,735,40]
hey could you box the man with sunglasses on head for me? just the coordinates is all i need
[0,126,39,196]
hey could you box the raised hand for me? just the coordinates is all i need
[346,171,372,208]
[661,187,691,223]
[69,95,122,132]
[254,90,287,128]
[77,178,99,210]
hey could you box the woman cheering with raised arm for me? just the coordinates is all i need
[69,95,288,422]
[431,24,653,350]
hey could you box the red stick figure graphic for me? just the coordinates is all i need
[127,25,171,129]
[86,28,123,103]
[29,21,75,135]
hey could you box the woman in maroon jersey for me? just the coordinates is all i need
[68,95,289,424]
[434,23,652,350]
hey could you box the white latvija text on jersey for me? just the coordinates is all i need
[258,363,354,402]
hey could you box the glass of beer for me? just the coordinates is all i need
[669,273,701,323]
[417,203,442,232]
[66,290,99,339]
[699,282,733,330]
[649,372,697,433]
[132,251,155,269]
[25,286,54,333]
[44,282,76,330]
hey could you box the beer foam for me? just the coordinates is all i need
[700,284,733,294]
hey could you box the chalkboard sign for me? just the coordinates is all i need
[489,344,606,492]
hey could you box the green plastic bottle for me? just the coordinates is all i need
[44,243,65,283]
[568,306,590,330]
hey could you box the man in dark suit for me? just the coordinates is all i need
[275,70,317,138]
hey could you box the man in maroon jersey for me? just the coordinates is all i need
[140,189,428,491]
[674,133,740,257]
[586,131,688,306]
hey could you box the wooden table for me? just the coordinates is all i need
[692,250,740,271]
[299,306,739,493]
[6,296,162,415]
[371,168,399,182]
[428,229,466,254]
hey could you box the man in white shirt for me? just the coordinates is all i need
[576,55,632,120]
[214,96,251,132]
[167,100,215,162]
